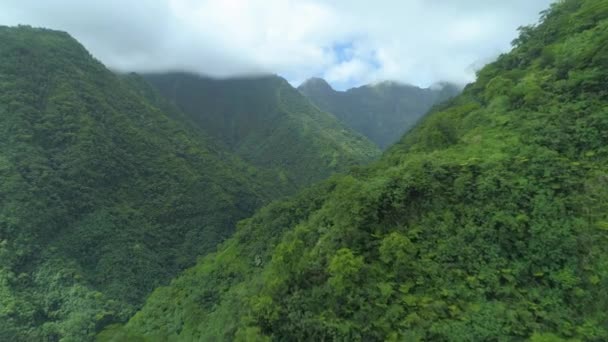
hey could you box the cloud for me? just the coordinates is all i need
[0,0,555,89]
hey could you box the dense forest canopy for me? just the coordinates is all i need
[100,0,608,340]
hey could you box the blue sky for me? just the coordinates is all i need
[332,42,356,64]
[0,0,555,90]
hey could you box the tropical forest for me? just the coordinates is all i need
[0,0,607,341]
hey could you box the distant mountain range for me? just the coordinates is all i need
[143,73,380,187]
[299,77,461,149]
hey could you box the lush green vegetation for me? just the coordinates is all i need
[0,26,296,341]
[144,73,381,187]
[100,1,608,340]
[298,78,460,149]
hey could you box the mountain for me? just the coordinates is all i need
[143,73,381,187]
[0,26,295,341]
[298,78,461,149]
[100,0,608,340]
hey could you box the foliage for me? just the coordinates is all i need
[101,1,608,340]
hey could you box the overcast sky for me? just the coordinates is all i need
[0,0,554,90]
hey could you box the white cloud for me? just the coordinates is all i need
[325,59,375,85]
[0,0,555,89]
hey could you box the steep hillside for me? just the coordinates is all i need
[299,78,460,149]
[0,26,288,341]
[143,73,380,187]
[101,0,608,340]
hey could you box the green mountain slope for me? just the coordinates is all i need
[143,73,381,187]
[0,26,290,341]
[101,1,608,340]
[298,78,461,149]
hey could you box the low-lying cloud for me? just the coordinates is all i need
[0,0,555,89]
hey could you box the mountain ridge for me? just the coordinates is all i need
[143,72,381,187]
[298,77,461,149]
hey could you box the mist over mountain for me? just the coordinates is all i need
[0,0,554,89]
[299,78,461,149]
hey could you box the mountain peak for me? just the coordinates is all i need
[298,77,334,93]
[368,80,407,88]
